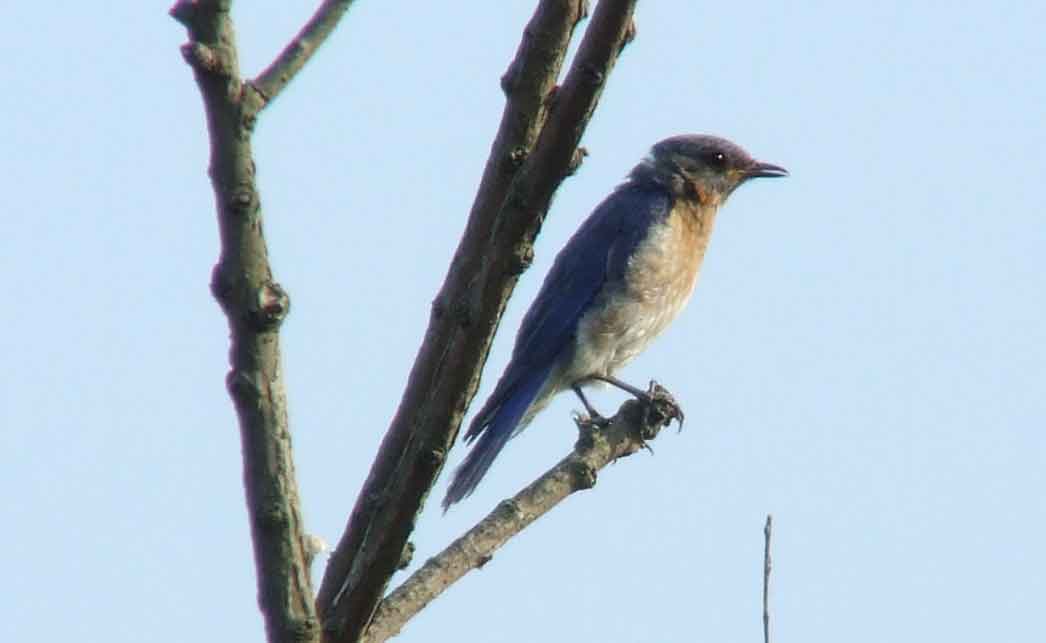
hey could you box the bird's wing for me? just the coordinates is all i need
[514,184,672,363]
[466,184,672,439]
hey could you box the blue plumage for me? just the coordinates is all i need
[443,135,787,508]
[444,187,672,507]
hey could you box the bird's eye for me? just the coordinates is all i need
[704,151,727,168]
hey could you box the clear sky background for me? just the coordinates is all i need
[3,2,1044,641]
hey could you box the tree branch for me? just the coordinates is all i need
[314,1,639,641]
[251,0,359,109]
[500,0,638,228]
[170,1,353,641]
[763,514,773,643]
[361,389,680,642]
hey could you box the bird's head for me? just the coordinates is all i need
[633,134,788,206]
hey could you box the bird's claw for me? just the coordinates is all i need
[640,381,685,436]
[573,410,611,432]
[573,410,612,452]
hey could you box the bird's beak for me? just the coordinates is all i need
[745,161,789,179]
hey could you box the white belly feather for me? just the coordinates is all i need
[568,203,717,382]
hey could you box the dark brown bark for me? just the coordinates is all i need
[171,2,356,641]
[314,1,640,641]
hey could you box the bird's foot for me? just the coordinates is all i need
[639,381,685,435]
[636,437,655,455]
[581,375,684,433]
[573,409,611,432]
[573,410,612,453]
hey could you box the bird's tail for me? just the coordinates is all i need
[442,364,552,510]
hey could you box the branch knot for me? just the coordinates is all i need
[180,42,234,77]
[226,369,261,401]
[226,186,255,216]
[247,282,291,330]
[569,460,598,490]
[566,146,588,176]
[508,146,529,168]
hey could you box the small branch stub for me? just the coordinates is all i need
[621,18,637,51]
[227,186,255,215]
[566,146,588,176]
[227,369,262,402]
[168,0,198,29]
[248,282,291,330]
[397,542,415,571]
[180,42,227,74]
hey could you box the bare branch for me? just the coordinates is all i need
[361,391,680,642]
[170,1,354,640]
[504,0,638,221]
[315,1,640,640]
[763,514,773,643]
[251,0,359,109]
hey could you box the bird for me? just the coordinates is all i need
[442,134,787,509]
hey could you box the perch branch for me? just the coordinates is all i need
[361,389,680,642]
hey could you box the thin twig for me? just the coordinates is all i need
[251,0,358,109]
[360,393,679,642]
[763,514,773,643]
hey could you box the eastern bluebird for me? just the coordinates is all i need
[443,134,787,509]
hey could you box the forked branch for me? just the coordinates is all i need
[171,1,355,641]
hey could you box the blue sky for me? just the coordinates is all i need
[3,2,1044,641]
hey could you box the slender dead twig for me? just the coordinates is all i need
[361,390,681,642]
[763,514,773,643]
[251,0,359,108]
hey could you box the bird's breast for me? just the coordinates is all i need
[572,202,718,378]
